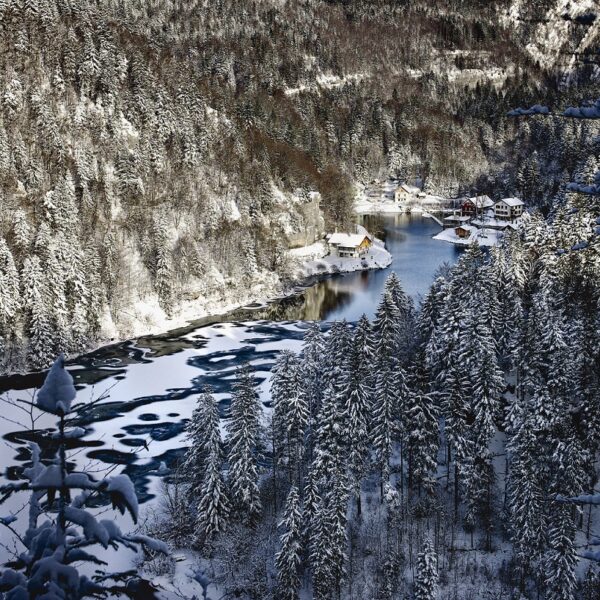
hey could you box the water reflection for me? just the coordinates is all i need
[0,214,460,505]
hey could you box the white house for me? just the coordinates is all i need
[495,197,524,220]
[328,233,372,258]
[395,183,420,203]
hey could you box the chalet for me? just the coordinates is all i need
[461,195,494,217]
[395,183,420,203]
[328,233,372,258]
[455,225,471,239]
[495,197,524,220]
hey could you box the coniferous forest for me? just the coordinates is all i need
[0,0,600,599]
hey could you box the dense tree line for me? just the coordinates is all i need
[0,0,595,372]
[153,197,599,596]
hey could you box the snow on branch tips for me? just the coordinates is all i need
[36,353,76,415]
[556,493,600,505]
[0,355,168,599]
[567,171,600,195]
[563,98,600,119]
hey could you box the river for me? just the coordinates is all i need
[0,213,458,523]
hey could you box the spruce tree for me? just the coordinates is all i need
[227,364,263,524]
[300,322,325,461]
[272,350,308,486]
[372,291,404,492]
[346,314,373,515]
[182,388,220,499]
[405,386,438,494]
[276,487,303,600]
[193,391,229,548]
[414,537,438,600]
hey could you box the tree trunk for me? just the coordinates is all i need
[454,462,460,522]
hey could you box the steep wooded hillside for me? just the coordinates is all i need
[0,0,596,371]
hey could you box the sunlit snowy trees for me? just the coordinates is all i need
[0,0,587,371]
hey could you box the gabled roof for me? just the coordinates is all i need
[465,195,494,208]
[497,197,524,207]
[328,233,371,247]
[398,183,420,194]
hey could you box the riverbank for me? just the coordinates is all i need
[433,224,504,247]
[0,234,392,377]
[287,237,392,278]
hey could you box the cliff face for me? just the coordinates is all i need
[502,0,599,70]
[0,0,596,371]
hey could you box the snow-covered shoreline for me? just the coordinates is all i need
[433,225,505,247]
[22,237,391,375]
[287,237,392,278]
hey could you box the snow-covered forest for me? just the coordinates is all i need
[0,0,598,371]
[1,0,600,598]
[146,213,600,598]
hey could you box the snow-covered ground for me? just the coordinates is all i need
[287,237,392,278]
[433,225,504,247]
[471,217,520,230]
[354,191,446,216]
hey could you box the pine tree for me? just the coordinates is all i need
[372,291,406,494]
[152,214,174,316]
[181,388,220,498]
[383,271,414,361]
[227,364,262,524]
[300,322,325,461]
[414,537,438,600]
[0,238,20,349]
[405,386,438,494]
[195,433,230,548]
[276,486,303,600]
[21,256,54,369]
[507,420,546,585]
[272,350,308,486]
[346,315,373,515]
[310,474,348,600]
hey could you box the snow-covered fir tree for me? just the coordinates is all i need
[191,389,230,548]
[0,356,168,597]
[226,364,263,524]
[275,486,303,600]
[414,537,438,600]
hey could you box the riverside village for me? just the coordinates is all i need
[286,179,526,281]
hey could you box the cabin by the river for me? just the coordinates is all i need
[328,233,373,258]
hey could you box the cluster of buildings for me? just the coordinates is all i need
[443,195,524,238]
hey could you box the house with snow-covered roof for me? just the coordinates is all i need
[495,197,524,220]
[328,233,372,258]
[443,215,471,229]
[461,195,494,217]
[395,183,421,203]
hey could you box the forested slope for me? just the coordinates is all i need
[0,0,596,371]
